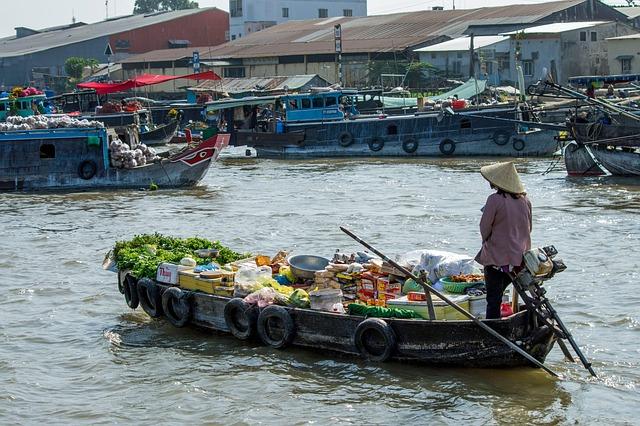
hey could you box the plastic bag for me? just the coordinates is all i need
[397,250,481,283]
[288,288,310,308]
[233,281,264,298]
[244,287,277,308]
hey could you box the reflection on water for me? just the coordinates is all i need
[0,157,639,423]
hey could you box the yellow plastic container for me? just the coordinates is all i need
[178,270,226,294]
[387,295,470,320]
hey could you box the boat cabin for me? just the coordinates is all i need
[0,94,48,121]
[48,89,100,114]
[281,90,357,122]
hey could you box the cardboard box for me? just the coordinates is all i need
[178,270,228,294]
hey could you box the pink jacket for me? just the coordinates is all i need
[475,193,532,267]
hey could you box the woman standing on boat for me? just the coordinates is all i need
[475,162,531,319]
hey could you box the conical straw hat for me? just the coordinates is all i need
[480,162,525,194]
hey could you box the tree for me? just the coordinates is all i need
[133,0,198,14]
[64,57,99,80]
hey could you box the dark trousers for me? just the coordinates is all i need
[484,266,512,319]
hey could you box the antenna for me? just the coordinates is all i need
[453,0,456,10]
[105,0,109,19]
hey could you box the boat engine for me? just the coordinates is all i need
[514,245,566,288]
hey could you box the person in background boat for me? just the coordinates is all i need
[586,83,596,99]
[475,162,532,319]
[606,84,615,99]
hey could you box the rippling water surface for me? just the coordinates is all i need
[1,156,639,424]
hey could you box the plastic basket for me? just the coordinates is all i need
[440,276,483,294]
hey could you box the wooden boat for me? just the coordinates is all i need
[0,128,229,191]
[205,92,560,159]
[117,273,556,368]
[140,119,179,146]
[589,144,640,176]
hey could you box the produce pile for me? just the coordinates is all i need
[0,115,105,131]
[113,233,249,279]
[109,139,159,169]
[111,235,499,320]
[10,86,43,97]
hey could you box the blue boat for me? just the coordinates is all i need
[0,127,229,191]
[205,90,561,159]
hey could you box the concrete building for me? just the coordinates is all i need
[0,8,229,88]
[415,21,638,87]
[415,36,511,85]
[607,33,640,74]
[229,0,367,40]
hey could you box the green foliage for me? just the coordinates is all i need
[133,0,198,13]
[113,233,249,278]
[64,57,99,80]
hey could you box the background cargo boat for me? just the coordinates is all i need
[0,125,229,191]
[206,91,561,159]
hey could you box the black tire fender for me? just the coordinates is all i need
[402,138,419,154]
[137,278,163,318]
[492,130,511,146]
[162,287,192,328]
[224,298,259,340]
[513,138,526,152]
[354,318,396,362]
[256,305,296,349]
[78,160,97,180]
[439,139,456,155]
[338,131,354,147]
[117,271,127,294]
[123,274,139,309]
[368,137,384,152]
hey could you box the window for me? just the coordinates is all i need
[452,61,462,75]
[230,0,243,17]
[301,98,311,108]
[231,34,236,40]
[431,53,436,59]
[457,52,463,59]
[312,98,324,108]
[591,31,597,42]
[580,31,586,42]
[288,99,298,109]
[223,67,245,78]
[523,60,534,76]
[40,144,55,159]
[621,58,632,74]
[0,103,5,112]
[282,7,289,18]
[325,97,337,107]
[343,9,353,17]
[318,8,328,18]
[387,124,398,135]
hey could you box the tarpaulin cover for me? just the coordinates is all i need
[78,71,221,95]
[430,78,488,101]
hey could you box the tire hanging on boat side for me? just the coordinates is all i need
[439,139,456,155]
[402,138,419,154]
[137,278,163,318]
[492,130,511,146]
[224,298,259,340]
[513,138,526,152]
[78,160,97,180]
[123,274,139,309]
[368,137,384,152]
[338,131,354,147]
[354,318,396,362]
[256,305,296,349]
[162,287,192,328]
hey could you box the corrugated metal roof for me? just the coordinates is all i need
[414,35,509,52]
[607,33,640,40]
[119,0,594,63]
[615,6,640,19]
[190,74,328,94]
[501,21,608,35]
[0,8,221,58]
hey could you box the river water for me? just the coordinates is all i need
[1,156,638,424]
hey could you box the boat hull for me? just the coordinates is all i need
[128,279,556,368]
[563,142,607,176]
[140,120,179,146]
[590,145,640,176]
[241,110,560,159]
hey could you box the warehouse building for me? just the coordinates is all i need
[0,8,229,89]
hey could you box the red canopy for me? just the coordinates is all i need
[77,71,221,95]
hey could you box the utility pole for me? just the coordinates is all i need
[105,0,109,19]
[453,0,456,10]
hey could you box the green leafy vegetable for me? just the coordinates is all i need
[113,233,249,279]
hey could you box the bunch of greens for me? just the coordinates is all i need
[113,233,249,279]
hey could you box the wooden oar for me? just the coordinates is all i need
[340,226,559,378]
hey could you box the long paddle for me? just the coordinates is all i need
[340,226,558,378]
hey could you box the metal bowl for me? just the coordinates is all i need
[287,254,330,279]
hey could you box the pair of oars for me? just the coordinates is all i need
[340,226,560,378]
